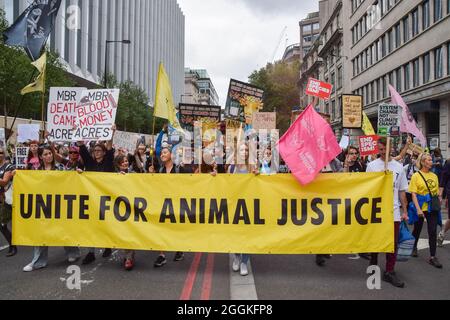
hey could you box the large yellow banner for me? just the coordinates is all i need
[13,171,394,254]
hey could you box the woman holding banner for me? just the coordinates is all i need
[228,142,259,276]
[150,146,189,267]
[0,147,17,257]
[23,146,81,272]
[114,155,138,271]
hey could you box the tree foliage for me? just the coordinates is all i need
[249,60,300,134]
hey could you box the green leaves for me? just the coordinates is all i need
[249,61,300,134]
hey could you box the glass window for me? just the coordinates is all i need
[448,43,450,75]
[403,16,410,42]
[435,47,443,79]
[303,25,311,33]
[388,29,394,53]
[395,23,401,48]
[396,68,402,91]
[404,63,411,90]
[413,58,420,87]
[371,82,375,103]
[381,36,386,57]
[448,0,450,14]
[423,53,430,83]
[434,0,442,22]
[331,72,335,92]
[337,66,343,89]
[412,9,419,37]
[313,23,320,30]
[383,77,387,98]
[423,1,430,30]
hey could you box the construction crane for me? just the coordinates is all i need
[271,26,288,63]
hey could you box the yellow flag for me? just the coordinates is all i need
[21,52,47,95]
[362,111,375,135]
[154,63,182,130]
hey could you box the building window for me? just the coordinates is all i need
[403,16,410,43]
[388,29,394,53]
[381,36,387,57]
[331,72,335,92]
[423,1,430,30]
[434,0,442,22]
[413,58,420,87]
[371,82,375,103]
[303,25,311,33]
[448,0,450,14]
[331,100,336,120]
[337,66,343,89]
[435,47,443,79]
[382,77,387,98]
[412,9,419,37]
[404,63,411,90]
[396,68,402,91]
[395,23,401,48]
[313,23,320,30]
[375,80,380,101]
[448,43,450,75]
[423,53,431,83]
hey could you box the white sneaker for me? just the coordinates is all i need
[68,257,79,263]
[232,255,240,272]
[240,263,249,276]
[23,264,34,272]
[437,231,445,247]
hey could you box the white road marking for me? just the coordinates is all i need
[229,254,258,300]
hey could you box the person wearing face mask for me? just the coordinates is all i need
[0,147,17,257]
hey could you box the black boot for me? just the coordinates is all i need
[6,246,17,257]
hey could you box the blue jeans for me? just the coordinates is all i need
[235,253,250,265]
[29,247,80,268]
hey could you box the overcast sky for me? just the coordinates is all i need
[177,0,319,106]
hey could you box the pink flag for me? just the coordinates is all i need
[278,105,341,186]
[389,85,427,147]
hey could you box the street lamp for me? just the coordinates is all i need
[104,40,131,88]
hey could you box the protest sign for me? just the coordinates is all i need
[0,128,5,149]
[252,112,276,130]
[378,104,401,137]
[113,131,142,154]
[14,171,394,254]
[15,147,29,169]
[305,78,333,100]
[359,135,380,157]
[179,104,221,133]
[342,95,362,128]
[74,89,120,141]
[47,87,86,141]
[224,79,264,124]
[17,124,40,143]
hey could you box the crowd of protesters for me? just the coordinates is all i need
[0,122,449,290]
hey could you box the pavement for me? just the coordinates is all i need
[0,222,449,300]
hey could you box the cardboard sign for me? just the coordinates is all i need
[342,95,362,128]
[359,135,380,156]
[377,104,401,137]
[0,128,5,150]
[15,147,29,169]
[17,124,40,143]
[305,78,332,100]
[252,112,276,130]
[224,79,264,123]
[47,87,86,142]
[74,89,120,141]
[113,131,142,154]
